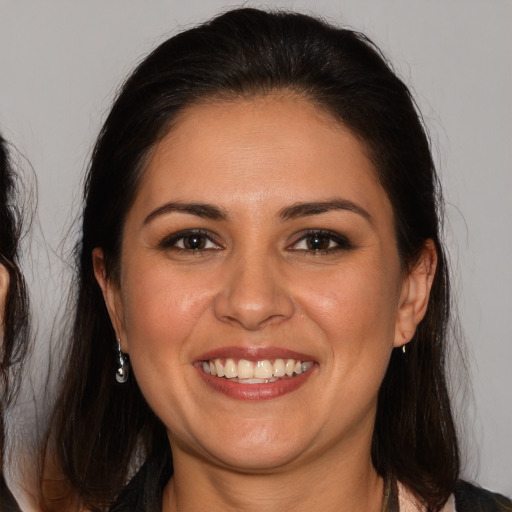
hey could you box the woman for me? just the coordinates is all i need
[1,135,29,512]
[43,8,512,512]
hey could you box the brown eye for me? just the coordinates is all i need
[290,230,354,253]
[305,234,331,251]
[160,230,221,252]
[182,234,207,250]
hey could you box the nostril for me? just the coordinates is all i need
[212,285,295,330]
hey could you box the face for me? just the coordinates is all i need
[95,94,435,473]
[0,263,8,331]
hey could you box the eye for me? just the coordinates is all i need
[175,233,215,250]
[159,230,221,252]
[290,230,353,253]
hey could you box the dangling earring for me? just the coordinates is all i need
[115,339,129,383]
[402,334,407,354]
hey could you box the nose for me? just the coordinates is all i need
[213,253,295,330]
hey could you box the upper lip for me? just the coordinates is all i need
[195,346,316,362]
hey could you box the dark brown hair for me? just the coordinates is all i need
[1,135,29,511]
[44,8,459,512]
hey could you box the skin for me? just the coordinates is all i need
[0,264,8,332]
[94,93,436,512]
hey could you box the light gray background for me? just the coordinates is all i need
[1,0,511,508]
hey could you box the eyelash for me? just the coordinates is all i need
[159,229,222,253]
[289,230,354,254]
[158,229,354,254]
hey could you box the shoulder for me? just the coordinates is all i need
[454,481,512,512]
[397,480,511,512]
[109,465,151,512]
[109,453,172,512]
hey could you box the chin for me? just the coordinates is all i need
[192,420,310,472]
[208,444,302,473]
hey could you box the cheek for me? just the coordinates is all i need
[294,260,400,409]
[303,265,400,411]
[297,262,400,349]
[117,265,212,425]
[120,262,215,366]
[0,264,9,325]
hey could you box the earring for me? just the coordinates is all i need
[115,339,129,383]
[402,335,407,354]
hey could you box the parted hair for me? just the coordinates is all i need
[44,8,459,512]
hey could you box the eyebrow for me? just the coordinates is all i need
[279,199,372,223]
[143,201,228,225]
[143,198,372,225]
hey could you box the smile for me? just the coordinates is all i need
[201,358,314,383]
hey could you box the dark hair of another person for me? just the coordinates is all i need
[1,135,29,511]
[43,8,460,512]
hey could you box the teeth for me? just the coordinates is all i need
[235,377,279,384]
[285,359,295,376]
[273,359,286,377]
[224,358,237,378]
[302,361,313,372]
[214,359,225,378]
[238,359,254,379]
[254,360,273,379]
[201,357,313,382]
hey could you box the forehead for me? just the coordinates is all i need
[133,93,391,219]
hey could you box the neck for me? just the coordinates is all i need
[163,441,384,512]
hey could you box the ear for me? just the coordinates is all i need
[0,263,9,328]
[394,239,437,348]
[92,248,128,353]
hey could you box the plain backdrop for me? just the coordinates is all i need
[1,0,511,508]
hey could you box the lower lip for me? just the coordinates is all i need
[195,364,316,400]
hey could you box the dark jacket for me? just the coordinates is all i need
[454,481,512,512]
